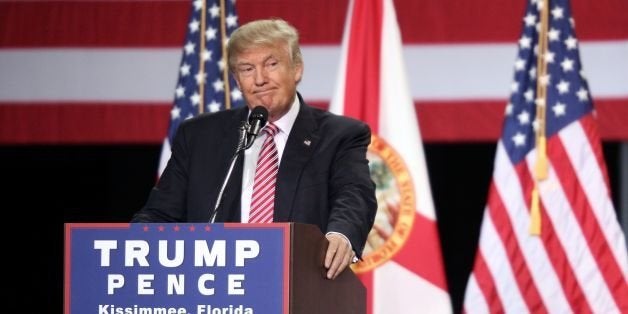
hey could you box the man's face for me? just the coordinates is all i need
[233,43,303,122]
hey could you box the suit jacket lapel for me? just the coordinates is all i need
[275,97,320,221]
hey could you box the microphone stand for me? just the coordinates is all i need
[209,122,250,223]
[244,132,258,150]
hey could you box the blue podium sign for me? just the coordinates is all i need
[65,223,291,314]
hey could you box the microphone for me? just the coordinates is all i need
[209,122,248,223]
[209,106,268,223]
[245,106,268,149]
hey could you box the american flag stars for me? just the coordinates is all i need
[505,2,592,160]
[164,0,244,145]
[465,1,628,311]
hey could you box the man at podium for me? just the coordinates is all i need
[132,19,377,281]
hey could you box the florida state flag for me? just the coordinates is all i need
[329,0,452,313]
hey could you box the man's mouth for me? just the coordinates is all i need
[255,89,273,95]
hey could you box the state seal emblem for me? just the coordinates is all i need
[352,134,416,273]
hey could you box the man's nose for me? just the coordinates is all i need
[254,67,267,85]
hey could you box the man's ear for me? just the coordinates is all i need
[233,72,242,89]
[294,63,304,84]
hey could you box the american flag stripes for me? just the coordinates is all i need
[463,0,628,312]
[1,0,627,144]
[158,0,244,176]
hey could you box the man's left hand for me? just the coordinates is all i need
[324,233,356,279]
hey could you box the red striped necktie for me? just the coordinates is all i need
[249,123,279,223]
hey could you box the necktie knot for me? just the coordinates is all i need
[263,123,279,137]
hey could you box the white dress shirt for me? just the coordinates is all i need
[240,96,299,222]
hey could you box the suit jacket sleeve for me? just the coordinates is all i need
[131,121,192,223]
[131,108,245,223]
[325,119,377,257]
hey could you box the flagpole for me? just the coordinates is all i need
[220,0,232,109]
[530,0,550,236]
[197,0,208,114]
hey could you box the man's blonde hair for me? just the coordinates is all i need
[227,18,303,72]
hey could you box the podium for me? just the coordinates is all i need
[286,223,365,313]
[65,222,365,314]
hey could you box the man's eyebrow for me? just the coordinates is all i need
[237,54,278,66]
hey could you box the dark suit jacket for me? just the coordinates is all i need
[132,94,377,256]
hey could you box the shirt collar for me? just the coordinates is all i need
[268,94,299,136]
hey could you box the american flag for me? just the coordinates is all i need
[463,0,628,312]
[158,0,244,175]
[1,0,626,144]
